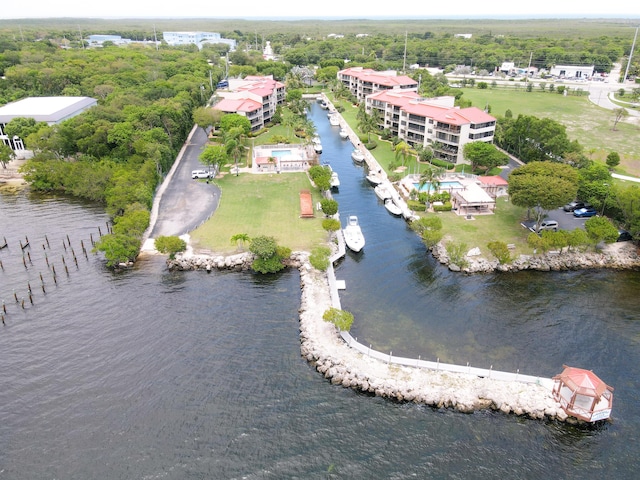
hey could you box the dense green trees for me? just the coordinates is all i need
[462,141,509,172]
[2,43,209,267]
[495,114,580,163]
[508,161,579,226]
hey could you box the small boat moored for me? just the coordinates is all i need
[330,171,340,189]
[351,149,365,164]
[313,141,323,154]
[365,172,382,186]
[374,184,392,201]
[339,128,349,139]
[342,215,366,253]
[329,114,340,126]
[384,198,402,216]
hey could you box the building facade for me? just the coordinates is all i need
[213,76,285,132]
[366,90,496,165]
[337,67,418,102]
[162,32,236,51]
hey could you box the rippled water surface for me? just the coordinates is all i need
[1,108,639,479]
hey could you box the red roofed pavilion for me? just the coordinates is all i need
[552,365,614,422]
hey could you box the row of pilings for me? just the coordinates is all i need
[0,223,110,325]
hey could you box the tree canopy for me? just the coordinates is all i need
[508,161,579,225]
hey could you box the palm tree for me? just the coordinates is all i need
[225,127,247,176]
[394,141,412,167]
[357,106,380,145]
[415,144,434,163]
[418,164,445,194]
[230,233,251,251]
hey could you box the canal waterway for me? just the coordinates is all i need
[0,105,639,478]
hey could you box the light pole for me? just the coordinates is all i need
[601,183,610,216]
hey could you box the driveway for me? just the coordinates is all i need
[146,127,221,241]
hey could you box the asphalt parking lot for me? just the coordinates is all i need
[521,207,592,232]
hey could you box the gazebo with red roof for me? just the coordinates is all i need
[552,365,614,422]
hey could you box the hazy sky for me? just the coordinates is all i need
[3,0,640,20]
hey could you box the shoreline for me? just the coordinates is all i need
[168,250,573,422]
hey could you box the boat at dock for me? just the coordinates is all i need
[384,198,402,216]
[351,149,365,164]
[374,184,392,201]
[329,115,340,126]
[313,140,323,154]
[365,173,382,186]
[339,128,349,139]
[342,215,365,252]
[330,171,340,189]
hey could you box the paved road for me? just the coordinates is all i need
[147,127,220,239]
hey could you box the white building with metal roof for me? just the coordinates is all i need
[0,96,97,154]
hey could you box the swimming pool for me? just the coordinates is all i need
[412,180,463,192]
[271,149,293,158]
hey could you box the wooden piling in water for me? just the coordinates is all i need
[2,301,6,314]
[0,259,3,270]
[98,226,102,236]
[63,240,67,251]
[13,291,17,302]
[45,234,50,248]
[27,251,32,264]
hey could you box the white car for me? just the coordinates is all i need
[192,170,212,179]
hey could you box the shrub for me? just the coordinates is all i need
[407,200,426,211]
[431,158,455,169]
[410,216,442,235]
[365,139,378,150]
[309,246,331,271]
[323,307,354,331]
[322,218,341,231]
[249,235,289,274]
[487,240,511,264]
[445,241,469,268]
[432,202,452,212]
[155,235,187,259]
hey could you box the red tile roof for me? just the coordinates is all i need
[214,98,261,113]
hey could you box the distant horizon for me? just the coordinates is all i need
[3,14,640,21]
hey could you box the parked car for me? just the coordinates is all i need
[617,230,633,242]
[563,201,590,212]
[573,207,598,218]
[191,170,212,179]
[535,220,559,232]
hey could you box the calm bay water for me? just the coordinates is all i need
[0,105,639,478]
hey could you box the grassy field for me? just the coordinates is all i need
[460,88,640,176]
[436,197,533,256]
[189,171,328,254]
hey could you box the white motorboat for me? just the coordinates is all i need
[313,141,322,154]
[320,101,329,110]
[384,198,402,216]
[339,128,349,139]
[374,184,392,201]
[329,114,340,126]
[330,171,340,188]
[365,173,382,186]
[351,149,365,164]
[342,216,365,252]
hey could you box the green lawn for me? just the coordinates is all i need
[460,88,640,176]
[189,172,328,254]
[435,197,534,257]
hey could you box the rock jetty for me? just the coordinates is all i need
[431,241,640,274]
[168,249,567,421]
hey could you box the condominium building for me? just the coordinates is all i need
[366,90,496,165]
[162,32,236,51]
[337,67,418,102]
[213,76,286,131]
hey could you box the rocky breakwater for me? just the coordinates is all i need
[432,241,640,274]
[168,251,255,271]
[166,249,566,420]
[298,258,566,421]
